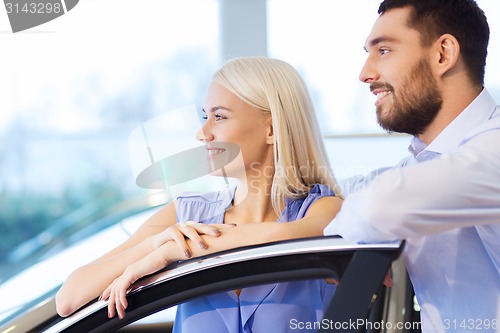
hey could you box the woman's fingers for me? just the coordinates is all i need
[182,222,236,238]
[218,223,238,228]
[108,289,116,319]
[154,222,237,258]
[182,221,235,233]
[117,287,128,319]
[105,278,130,319]
[100,286,110,301]
[174,223,215,255]
[168,227,192,258]
[178,225,209,250]
[176,222,237,253]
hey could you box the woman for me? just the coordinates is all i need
[56,57,343,332]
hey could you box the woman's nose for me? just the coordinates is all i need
[195,123,214,142]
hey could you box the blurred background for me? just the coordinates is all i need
[0,0,499,317]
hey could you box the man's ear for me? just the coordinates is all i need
[433,33,460,77]
[265,117,274,145]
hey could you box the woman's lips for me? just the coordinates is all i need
[207,147,226,158]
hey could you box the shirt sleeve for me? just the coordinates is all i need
[336,166,393,198]
[324,129,500,242]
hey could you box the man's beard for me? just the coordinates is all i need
[372,59,443,136]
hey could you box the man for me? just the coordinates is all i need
[324,0,500,331]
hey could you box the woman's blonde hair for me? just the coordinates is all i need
[213,56,341,213]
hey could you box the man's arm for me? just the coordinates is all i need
[325,130,500,242]
[336,166,394,198]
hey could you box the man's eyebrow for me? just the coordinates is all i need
[363,36,397,52]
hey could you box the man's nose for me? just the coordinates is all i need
[359,56,378,84]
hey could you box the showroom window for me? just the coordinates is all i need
[0,0,219,271]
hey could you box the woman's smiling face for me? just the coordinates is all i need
[196,81,273,179]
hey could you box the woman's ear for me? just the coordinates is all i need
[265,117,274,145]
[433,33,460,77]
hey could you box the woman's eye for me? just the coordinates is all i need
[380,48,389,55]
[201,111,226,121]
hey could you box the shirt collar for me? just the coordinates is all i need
[408,88,497,159]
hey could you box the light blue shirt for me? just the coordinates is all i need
[325,89,500,332]
[174,184,337,333]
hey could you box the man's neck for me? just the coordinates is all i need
[418,84,483,145]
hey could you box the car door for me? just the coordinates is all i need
[0,236,417,333]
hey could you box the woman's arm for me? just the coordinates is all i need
[103,195,342,318]
[56,200,232,317]
[56,237,156,317]
[172,196,342,255]
[92,202,179,263]
[55,203,178,317]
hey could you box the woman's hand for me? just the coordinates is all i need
[100,244,175,320]
[101,222,237,319]
[151,222,236,259]
[100,267,137,320]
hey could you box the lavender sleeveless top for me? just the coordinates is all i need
[173,184,337,333]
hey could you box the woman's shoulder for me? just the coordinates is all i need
[308,183,337,197]
[281,184,338,221]
[285,183,337,206]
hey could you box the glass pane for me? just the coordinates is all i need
[0,0,218,291]
[268,0,500,134]
[268,0,381,134]
[268,0,500,180]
